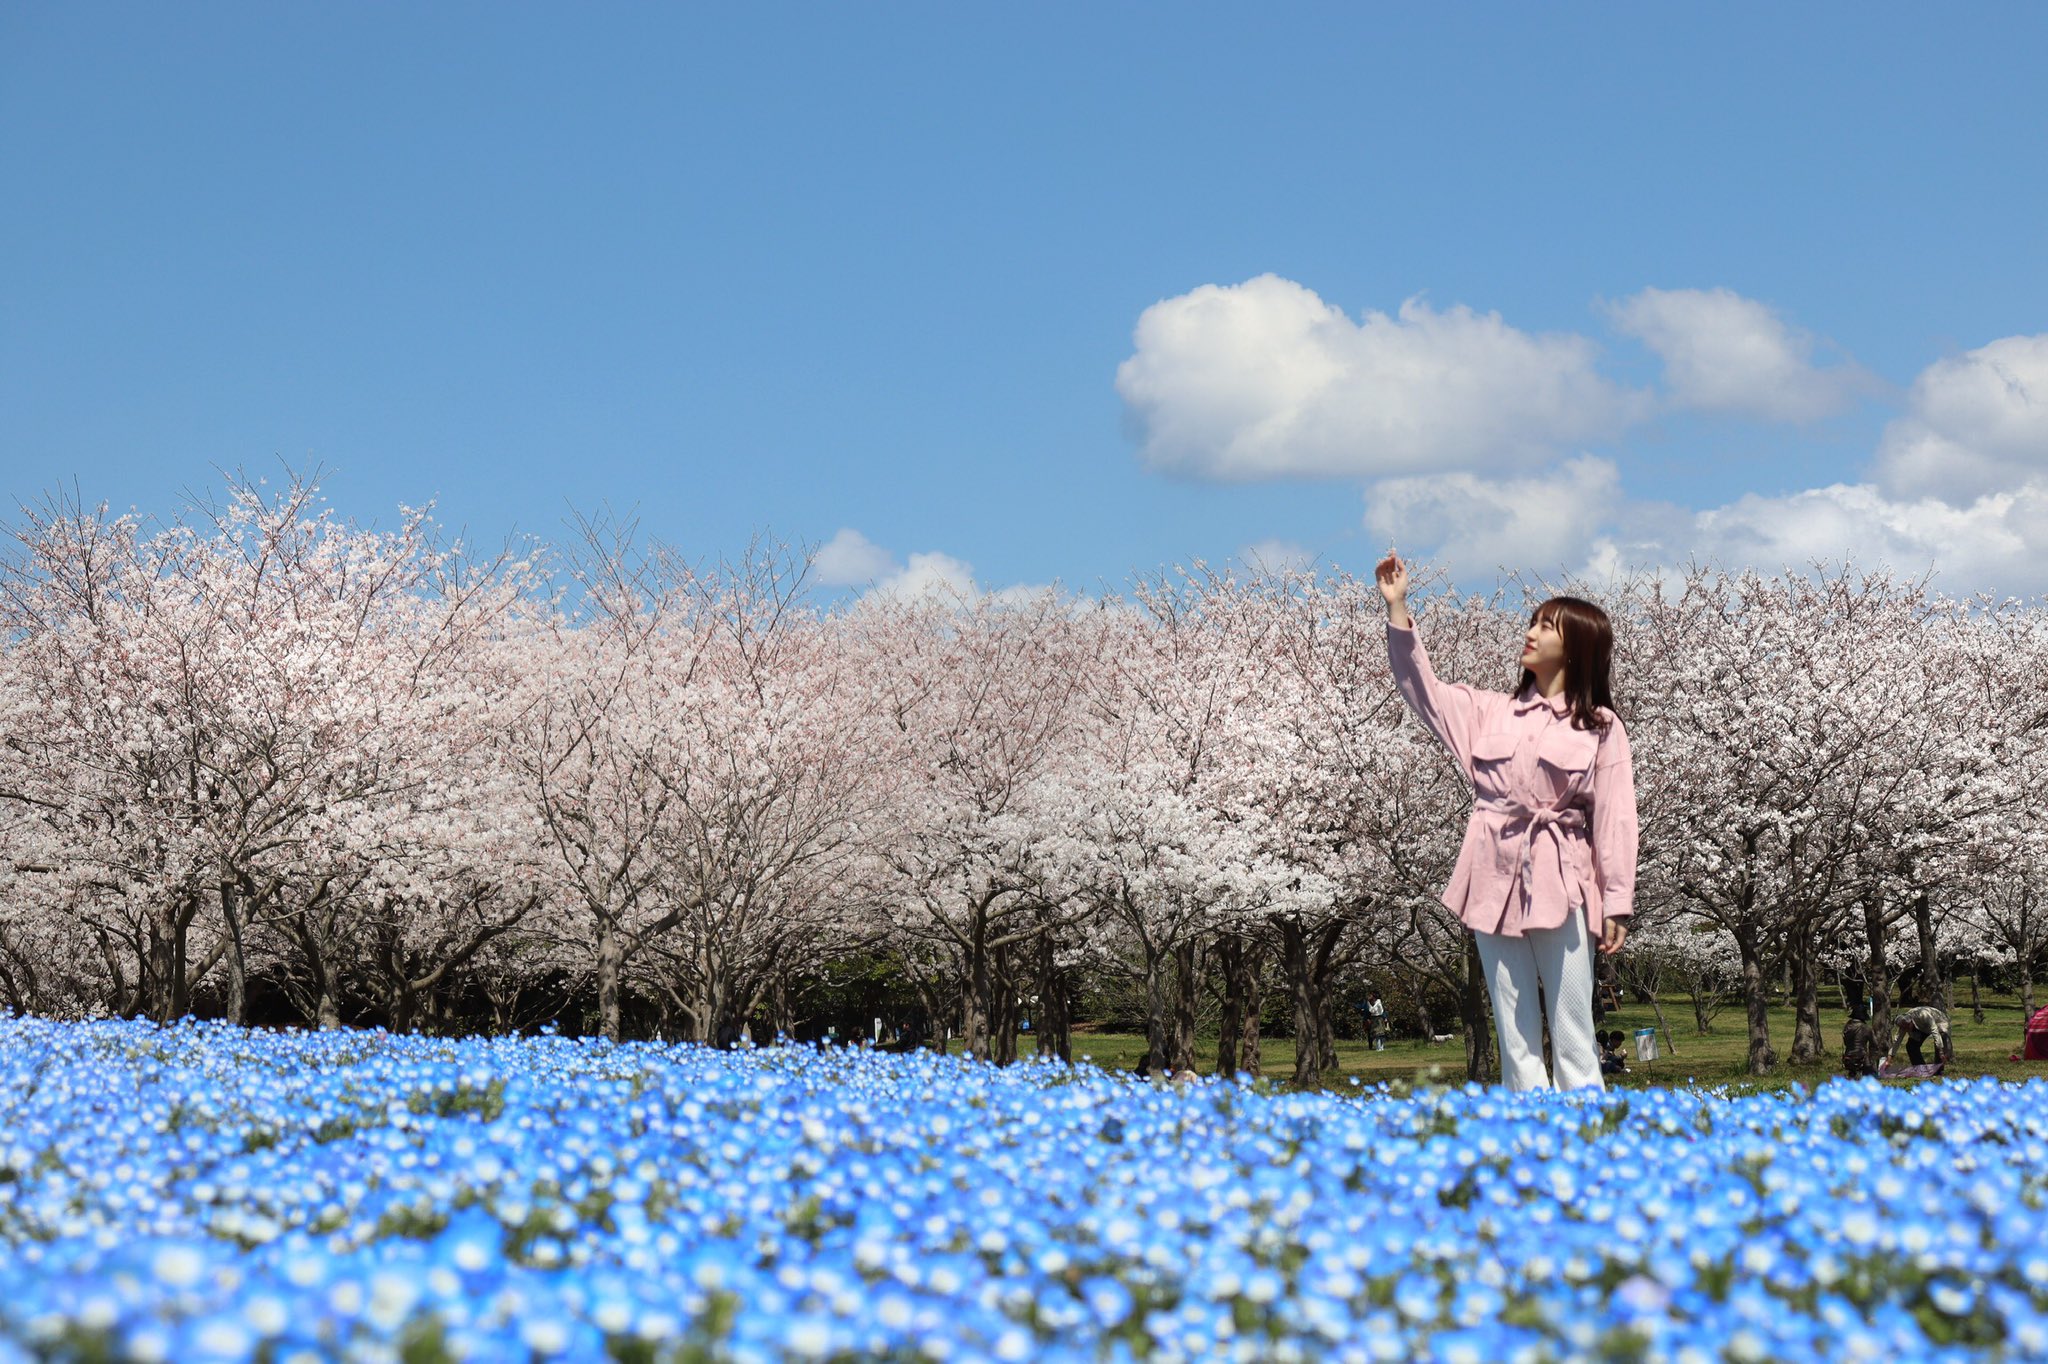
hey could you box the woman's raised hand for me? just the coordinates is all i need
[1374,549,1408,606]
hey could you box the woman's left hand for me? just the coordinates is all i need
[1599,919,1628,955]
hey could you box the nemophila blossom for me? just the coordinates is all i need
[4,1021,2048,1360]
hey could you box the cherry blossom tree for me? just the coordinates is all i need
[1038,569,1334,1076]
[856,586,1097,1063]
[8,462,2048,1066]
[0,471,546,1028]
[634,543,893,1044]
[498,515,725,1042]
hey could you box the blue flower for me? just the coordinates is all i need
[6,1018,2048,1363]
[1081,1277,1133,1327]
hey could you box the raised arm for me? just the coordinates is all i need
[1376,551,1489,774]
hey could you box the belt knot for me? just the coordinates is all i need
[1474,796,1587,927]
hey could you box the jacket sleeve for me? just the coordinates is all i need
[1386,619,1491,780]
[1589,714,1640,920]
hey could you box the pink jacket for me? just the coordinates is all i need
[1387,619,1639,939]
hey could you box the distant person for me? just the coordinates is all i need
[1888,1003,1951,1072]
[1840,1001,1874,1078]
[1598,1030,1628,1077]
[1365,991,1389,1051]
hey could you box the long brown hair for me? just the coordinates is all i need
[1516,595,1617,734]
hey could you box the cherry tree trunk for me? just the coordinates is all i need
[1912,891,1949,1015]
[1278,917,1333,1085]
[595,920,626,1042]
[1734,924,1777,1075]
[1214,935,1265,1078]
[218,880,248,1027]
[1314,942,1339,1074]
[1787,928,1824,1064]
[1034,933,1071,1064]
[2024,889,2039,1018]
[771,971,798,1043]
[144,898,195,1023]
[1864,892,1895,1059]
[686,981,730,1046]
[1238,971,1264,1079]
[485,976,517,1033]
[961,930,993,1062]
[0,956,32,1013]
[315,979,344,1030]
[1690,986,1715,1035]
[279,897,349,1031]
[1461,933,1496,1085]
[1142,941,1175,1075]
[388,976,420,1034]
[908,973,946,1053]
[1169,939,1201,1075]
[1407,965,1434,1043]
[990,945,1021,1065]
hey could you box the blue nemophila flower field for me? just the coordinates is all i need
[2,1019,2047,1363]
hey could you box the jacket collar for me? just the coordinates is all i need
[1513,685,1570,715]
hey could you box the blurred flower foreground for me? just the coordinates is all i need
[2,1019,2045,1363]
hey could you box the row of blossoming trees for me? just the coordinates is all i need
[2,474,2045,1078]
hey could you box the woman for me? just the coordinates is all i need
[1374,551,1638,1091]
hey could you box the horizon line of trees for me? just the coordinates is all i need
[3,470,2044,1080]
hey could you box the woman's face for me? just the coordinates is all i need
[1522,609,1567,678]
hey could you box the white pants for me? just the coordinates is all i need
[1474,908,1604,1091]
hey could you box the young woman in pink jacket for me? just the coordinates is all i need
[1374,551,1639,1091]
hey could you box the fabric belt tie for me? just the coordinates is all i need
[1474,795,1588,928]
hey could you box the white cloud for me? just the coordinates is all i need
[1116,274,1648,480]
[1356,333,2048,601]
[1240,538,1313,573]
[1872,334,2048,503]
[1363,454,1624,583]
[1581,479,2048,601]
[987,581,1066,608]
[1605,286,1875,422]
[1112,277,2046,599]
[813,527,898,586]
[1584,332,2048,598]
[863,550,980,603]
[1392,466,2048,602]
[819,532,1065,609]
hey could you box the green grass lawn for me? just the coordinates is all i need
[973,995,2048,1094]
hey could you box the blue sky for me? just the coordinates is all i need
[4,5,2045,600]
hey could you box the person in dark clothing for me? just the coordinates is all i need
[1841,1001,1874,1078]
[1597,1030,1628,1077]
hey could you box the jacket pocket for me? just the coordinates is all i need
[1535,726,1598,774]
